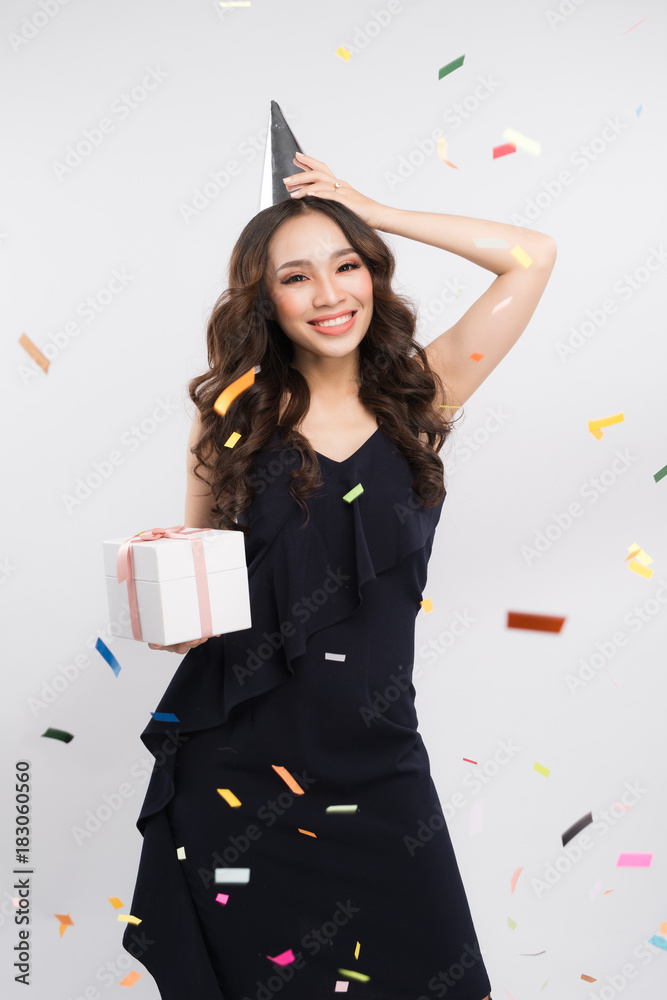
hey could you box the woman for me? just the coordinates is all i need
[126,151,557,999]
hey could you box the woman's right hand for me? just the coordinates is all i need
[148,635,222,654]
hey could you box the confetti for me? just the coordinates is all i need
[267,948,295,966]
[438,54,464,80]
[55,913,73,937]
[493,143,516,159]
[96,637,121,677]
[617,852,652,867]
[336,46,351,61]
[325,652,346,661]
[420,597,434,613]
[298,828,317,837]
[338,968,370,982]
[117,914,142,925]
[215,868,250,883]
[19,333,50,373]
[653,463,667,483]
[343,483,364,503]
[562,811,593,847]
[335,984,349,993]
[217,788,242,808]
[119,971,142,987]
[589,878,604,901]
[326,804,358,814]
[108,897,124,909]
[649,935,667,951]
[581,974,596,983]
[436,135,458,169]
[176,846,186,859]
[150,712,180,722]
[588,412,624,440]
[224,431,241,448]
[502,128,541,156]
[520,951,546,956]
[510,245,533,268]
[622,16,647,33]
[507,916,517,930]
[510,868,523,894]
[214,367,255,416]
[42,728,73,743]
[661,922,667,935]
[354,941,360,959]
[215,893,229,905]
[534,761,550,777]
[272,765,305,795]
[507,611,565,633]
[470,352,485,361]
[462,758,477,765]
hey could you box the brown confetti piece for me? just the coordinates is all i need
[507,611,565,633]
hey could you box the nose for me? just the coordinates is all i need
[311,272,347,306]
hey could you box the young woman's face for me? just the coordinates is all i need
[265,212,374,364]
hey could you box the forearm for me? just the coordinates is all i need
[376,205,556,276]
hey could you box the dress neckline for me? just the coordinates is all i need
[308,426,382,465]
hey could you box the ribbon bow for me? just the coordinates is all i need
[116,525,213,642]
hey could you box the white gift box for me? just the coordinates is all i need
[102,528,252,645]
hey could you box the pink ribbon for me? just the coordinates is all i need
[116,525,213,643]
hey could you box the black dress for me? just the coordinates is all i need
[122,426,493,1000]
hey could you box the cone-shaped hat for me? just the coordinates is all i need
[259,101,307,210]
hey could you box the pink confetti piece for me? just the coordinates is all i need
[267,948,295,966]
[215,893,229,905]
[510,867,523,894]
[617,852,652,867]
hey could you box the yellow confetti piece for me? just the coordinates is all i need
[338,967,371,982]
[298,828,317,837]
[214,366,255,416]
[224,431,241,448]
[336,46,351,61]
[117,914,142,925]
[510,245,533,268]
[108,897,124,909]
[502,127,541,156]
[119,970,142,987]
[436,135,459,169]
[272,765,305,795]
[507,916,517,930]
[420,597,434,614]
[217,788,242,808]
[343,483,364,503]
[534,761,550,778]
[354,941,360,959]
[588,412,624,440]
[176,846,186,859]
[19,332,50,373]
[626,543,652,567]
[629,560,653,579]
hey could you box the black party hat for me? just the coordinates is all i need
[259,101,307,210]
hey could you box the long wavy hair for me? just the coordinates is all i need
[187,195,461,533]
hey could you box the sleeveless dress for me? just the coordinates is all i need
[122,426,493,1000]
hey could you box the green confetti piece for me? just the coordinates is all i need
[540,979,550,991]
[438,54,465,80]
[338,968,371,982]
[507,916,517,930]
[343,483,364,503]
[654,463,667,483]
[42,727,74,743]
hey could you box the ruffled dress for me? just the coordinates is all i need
[122,426,493,1000]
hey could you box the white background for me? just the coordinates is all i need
[2,0,666,997]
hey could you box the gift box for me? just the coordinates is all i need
[102,525,252,645]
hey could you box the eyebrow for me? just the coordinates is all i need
[275,247,359,274]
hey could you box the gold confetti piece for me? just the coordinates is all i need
[510,245,533,268]
[117,914,142,925]
[326,804,358,813]
[224,431,241,448]
[214,367,255,416]
[502,127,541,156]
[470,352,485,361]
[581,974,597,983]
[176,846,186,859]
[507,916,517,930]
[629,560,653,579]
[354,941,360,959]
[108,897,124,909]
[119,970,142,987]
[534,761,550,777]
[343,483,364,503]
[55,912,73,937]
[297,827,317,837]
[626,543,652,567]
[588,412,624,440]
[420,597,434,614]
[19,332,50,373]
[510,867,523,894]
[272,765,305,795]
[217,788,242,808]
[436,135,458,169]
[336,46,351,61]
[338,967,371,982]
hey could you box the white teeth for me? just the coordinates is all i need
[311,312,354,328]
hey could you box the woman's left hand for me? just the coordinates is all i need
[283,152,388,230]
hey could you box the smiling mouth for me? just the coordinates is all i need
[307,310,357,328]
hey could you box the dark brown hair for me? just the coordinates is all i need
[187,195,461,533]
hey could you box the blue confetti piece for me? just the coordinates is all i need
[151,711,181,722]
[95,637,121,677]
[649,935,667,952]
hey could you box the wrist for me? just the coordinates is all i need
[375,203,400,233]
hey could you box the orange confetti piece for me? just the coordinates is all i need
[436,135,459,169]
[420,597,434,613]
[507,611,565,633]
[214,367,255,416]
[108,897,124,909]
[298,828,317,837]
[55,912,73,925]
[272,765,305,795]
[581,974,597,983]
[470,352,485,361]
[119,970,142,987]
[19,332,50,373]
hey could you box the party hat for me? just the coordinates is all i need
[259,101,307,211]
